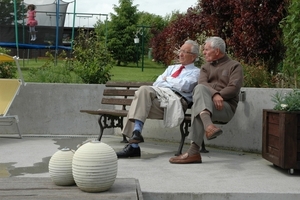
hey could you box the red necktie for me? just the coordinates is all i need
[171,65,185,78]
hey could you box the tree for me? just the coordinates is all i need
[107,0,139,66]
[136,12,168,61]
[73,29,113,84]
[94,19,110,45]
[0,0,25,25]
[0,47,16,78]
[227,0,286,73]
[151,0,286,73]
[151,6,205,66]
[280,0,300,87]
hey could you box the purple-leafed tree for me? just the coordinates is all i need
[151,0,286,74]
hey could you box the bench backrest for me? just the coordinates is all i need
[102,81,153,110]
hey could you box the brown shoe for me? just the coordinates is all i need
[169,153,202,164]
[205,124,223,140]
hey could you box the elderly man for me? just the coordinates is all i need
[117,39,200,158]
[169,36,244,164]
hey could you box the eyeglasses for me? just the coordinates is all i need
[178,50,195,55]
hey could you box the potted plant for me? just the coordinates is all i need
[262,90,300,174]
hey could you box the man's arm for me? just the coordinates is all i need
[219,63,243,100]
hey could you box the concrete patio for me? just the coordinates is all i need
[0,135,299,200]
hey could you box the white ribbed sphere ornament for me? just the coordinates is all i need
[49,147,75,186]
[72,140,118,193]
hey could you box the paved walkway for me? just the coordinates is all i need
[0,135,300,200]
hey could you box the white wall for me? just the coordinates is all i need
[1,83,292,152]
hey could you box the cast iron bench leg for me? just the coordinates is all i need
[177,120,209,155]
[120,134,129,143]
[200,141,209,153]
[97,115,105,141]
[176,120,189,156]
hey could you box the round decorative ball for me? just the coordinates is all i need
[49,147,75,186]
[72,140,118,193]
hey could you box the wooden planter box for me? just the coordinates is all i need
[262,109,300,173]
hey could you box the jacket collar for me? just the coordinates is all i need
[210,55,229,66]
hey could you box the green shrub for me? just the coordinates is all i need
[0,47,17,78]
[28,51,82,83]
[72,29,113,84]
[242,62,275,88]
[272,90,300,111]
[280,0,300,88]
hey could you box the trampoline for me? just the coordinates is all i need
[0,0,76,58]
[0,42,71,50]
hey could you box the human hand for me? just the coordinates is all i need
[212,93,224,110]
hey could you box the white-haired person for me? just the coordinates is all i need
[169,36,244,164]
[117,39,201,158]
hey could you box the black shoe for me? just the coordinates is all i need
[116,144,141,158]
[129,130,144,144]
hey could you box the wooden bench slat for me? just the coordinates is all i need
[103,89,136,96]
[101,98,133,106]
[81,108,191,121]
[105,81,153,88]
[80,109,128,117]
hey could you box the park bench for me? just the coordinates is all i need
[80,81,207,156]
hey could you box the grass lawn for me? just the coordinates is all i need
[110,58,166,82]
[18,57,166,83]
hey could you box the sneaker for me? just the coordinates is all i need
[116,144,141,158]
[128,130,144,144]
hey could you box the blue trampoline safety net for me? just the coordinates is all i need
[0,42,71,50]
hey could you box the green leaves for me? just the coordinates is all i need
[107,0,138,65]
[272,90,300,112]
[0,47,16,79]
[72,29,113,84]
[28,51,82,83]
[281,0,300,87]
[0,0,25,25]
